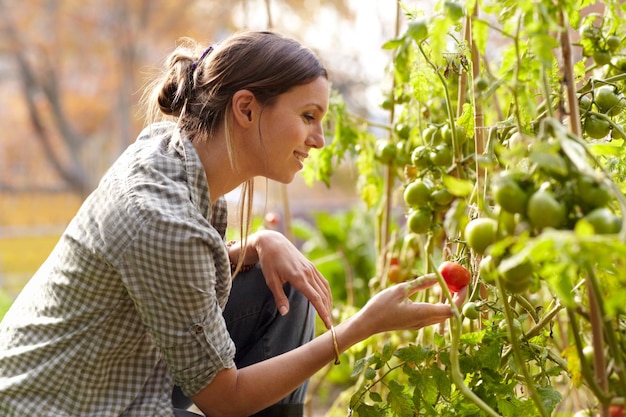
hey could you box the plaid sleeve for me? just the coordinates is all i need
[120,210,235,396]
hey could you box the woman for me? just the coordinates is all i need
[0,31,466,417]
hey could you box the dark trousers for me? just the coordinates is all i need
[172,265,316,417]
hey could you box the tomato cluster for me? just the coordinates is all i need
[579,84,626,140]
[401,122,470,235]
[463,131,622,293]
[579,21,622,69]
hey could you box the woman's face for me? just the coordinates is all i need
[252,76,329,183]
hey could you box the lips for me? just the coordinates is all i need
[294,152,308,163]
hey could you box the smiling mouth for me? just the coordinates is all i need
[294,152,307,163]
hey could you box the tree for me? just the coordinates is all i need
[0,0,354,197]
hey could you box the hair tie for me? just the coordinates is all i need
[191,45,214,71]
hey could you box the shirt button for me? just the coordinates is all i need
[192,324,204,334]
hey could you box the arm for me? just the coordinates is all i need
[191,277,467,417]
[227,230,333,329]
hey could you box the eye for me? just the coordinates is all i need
[303,113,315,123]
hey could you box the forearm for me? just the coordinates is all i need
[191,312,370,417]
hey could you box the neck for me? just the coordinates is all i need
[191,129,248,205]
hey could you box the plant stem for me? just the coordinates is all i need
[587,265,626,403]
[450,307,501,417]
[567,306,611,403]
[469,5,486,183]
[416,43,463,178]
[501,300,564,363]
[428,254,501,416]
[496,277,550,417]
[557,8,581,137]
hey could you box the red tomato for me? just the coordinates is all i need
[610,404,624,417]
[438,261,471,293]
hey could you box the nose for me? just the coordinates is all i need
[307,123,325,149]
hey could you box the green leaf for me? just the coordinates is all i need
[381,341,394,363]
[369,391,383,403]
[460,329,486,346]
[382,38,405,50]
[433,332,446,348]
[352,356,371,378]
[394,344,434,364]
[589,141,623,157]
[364,367,377,380]
[387,380,414,417]
[442,175,474,197]
[536,385,563,414]
[529,147,569,178]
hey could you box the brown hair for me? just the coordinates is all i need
[144,30,327,139]
[142,31,328,271]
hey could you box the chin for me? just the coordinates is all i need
[270,173,297,184]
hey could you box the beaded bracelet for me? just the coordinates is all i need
[331,325,341,365]
[226,240,256,274]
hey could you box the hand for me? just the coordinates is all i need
[254,231,333,329]
[357,275,468,335]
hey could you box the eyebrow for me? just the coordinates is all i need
[306,103,326,112]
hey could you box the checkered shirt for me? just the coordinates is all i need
[0,122,236,416]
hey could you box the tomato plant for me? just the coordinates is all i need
[304,0,626,415]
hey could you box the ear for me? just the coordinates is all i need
[231,89,257,128]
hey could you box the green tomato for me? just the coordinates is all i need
[395,123,411,140]
[576,175,612,210]
[474,77,489,92]
[493,177,529,215]
[403,179,432,207]
[478,255,497,283]
[579,24,598,41]
[593,50,612,66]
[584,114,611,139]
[594,85,624,116]
[431,188,454,207]
[430,143,453,167]
[527,190,566,231]
[499,257,533,293]
[606,35,621,52]
[411,145,431,169]
[464,218,498,255]
[579,94,593,112]
[462,302,480,320]
[582,207,621,234]
[407,208,432,234]
[612,124,626,139]
[375,140,396,164]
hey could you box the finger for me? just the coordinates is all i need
[404,273,438,296]
[314,270,333,314]
[299,267,333,329]
[453,286,469,308]
[266,275,290,316]
[422,303,455,323]
[304,282,333,329]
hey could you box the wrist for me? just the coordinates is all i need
[226,239,256,274]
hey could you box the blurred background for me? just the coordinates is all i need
[0,0,428,299]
